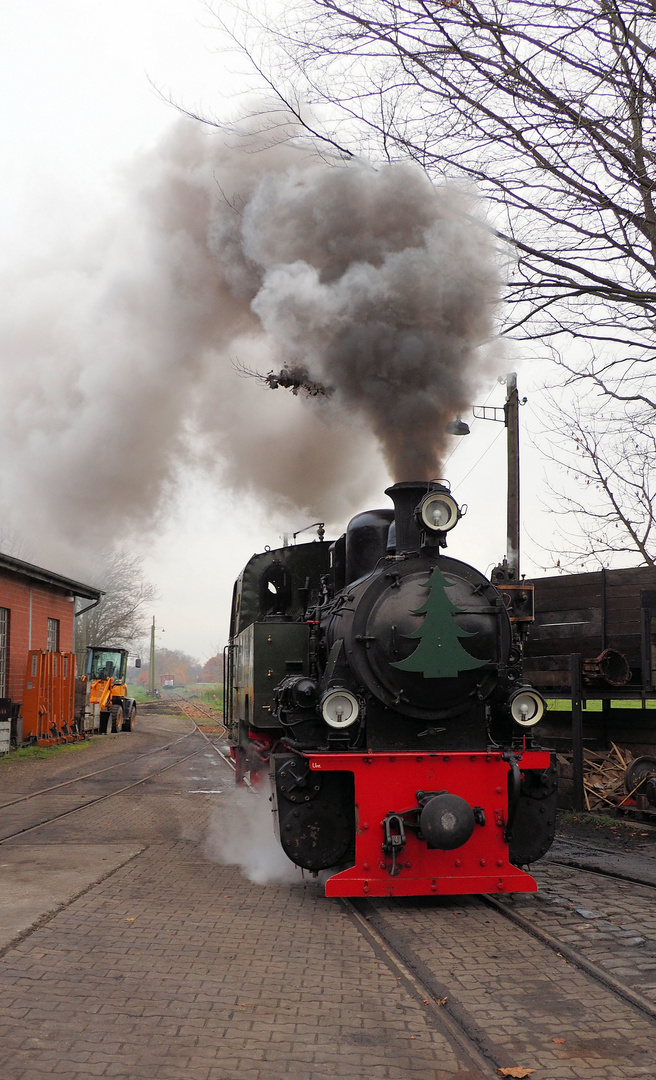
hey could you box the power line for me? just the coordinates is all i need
[442,382,499,469]
[456,425,505,487]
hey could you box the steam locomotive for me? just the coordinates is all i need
[224,480,557,897]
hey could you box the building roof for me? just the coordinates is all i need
[0,552,103,601]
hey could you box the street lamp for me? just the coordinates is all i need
[446,417,471,436]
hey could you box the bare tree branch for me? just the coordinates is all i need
[76,551,159,652]
[208,0,656,565]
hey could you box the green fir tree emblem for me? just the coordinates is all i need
[392,566,488,679]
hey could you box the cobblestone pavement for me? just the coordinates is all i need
[510,860,656,1000]
[2,719,656,1079]
[0,719,470,1080]
[370,885,656,1080]
[0,715,193,795]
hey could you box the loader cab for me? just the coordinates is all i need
[85,647,128,687]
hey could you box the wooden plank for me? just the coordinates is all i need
[607,568,656,587]
[523,670,572,688]
[529,628,602,647]
[533,588,603,609]
[532,608,597,625]
[606,584,652,599]
[523,654,571,670]
[532,571,602,588]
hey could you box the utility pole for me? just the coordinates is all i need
[505,372,520,577]
[149,617,156,697]
[471,371,523,579]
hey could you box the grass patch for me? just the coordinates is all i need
[127,684,152,702]
[547,698,656,711]
[1,741,94,764]
[186,683,223,708]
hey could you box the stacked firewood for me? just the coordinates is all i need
[557,743,637,811]
[581,743,634,811]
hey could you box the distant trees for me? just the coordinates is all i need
[132,648,223,689]
[216,0,656,566]
[153,647,204,685]
[201,652,224,683]
[134,647,203,687]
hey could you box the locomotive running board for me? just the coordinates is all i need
[306,749,552,898]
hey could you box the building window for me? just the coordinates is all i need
[0,608,8,697]
[47,618,60,652]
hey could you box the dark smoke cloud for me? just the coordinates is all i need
[0,116,499,571]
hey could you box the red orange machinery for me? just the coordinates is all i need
[22,650,77,744]
[21,646,138,744]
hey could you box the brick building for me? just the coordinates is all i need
[0,553,102,706]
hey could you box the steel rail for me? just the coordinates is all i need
[0,739,208,845]
[483,893,656,1023]
[343,898,501,1078]
[159,689,227,731]
[0,727,198,809]
[545,835,656,889]
[547,854,656,890]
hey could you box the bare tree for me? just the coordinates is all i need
[76,550,158,653]
[0,526,32,562]
[539,384,656,568]
[214,0,656,563]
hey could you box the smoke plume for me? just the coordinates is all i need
[0,115,499,567]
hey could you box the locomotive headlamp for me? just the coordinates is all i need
[321,689,360,729]
[509,687,545,727]
[417,492,459,533]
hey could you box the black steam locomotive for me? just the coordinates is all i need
[225,481,557,897]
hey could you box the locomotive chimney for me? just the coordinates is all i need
[385,481,432,554]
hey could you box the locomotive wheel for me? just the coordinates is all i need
[624,755,656,794]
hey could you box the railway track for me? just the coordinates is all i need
[343,878,656,1077]
[0,692,239,847]
[202,721,656,1059]
[155,688,227,731]
[546,834,656,888]
[0,713,234,845]
[0,730,198,811]
[201,742,656,1071]
[194,712,656,1050]
[486,890,656,1020]
[345,834,656,1071]
[343,897,499,1077]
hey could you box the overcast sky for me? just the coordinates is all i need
[2,0,559,662]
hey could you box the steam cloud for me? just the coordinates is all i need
[204,780,301,886]
[0,115,499,569]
